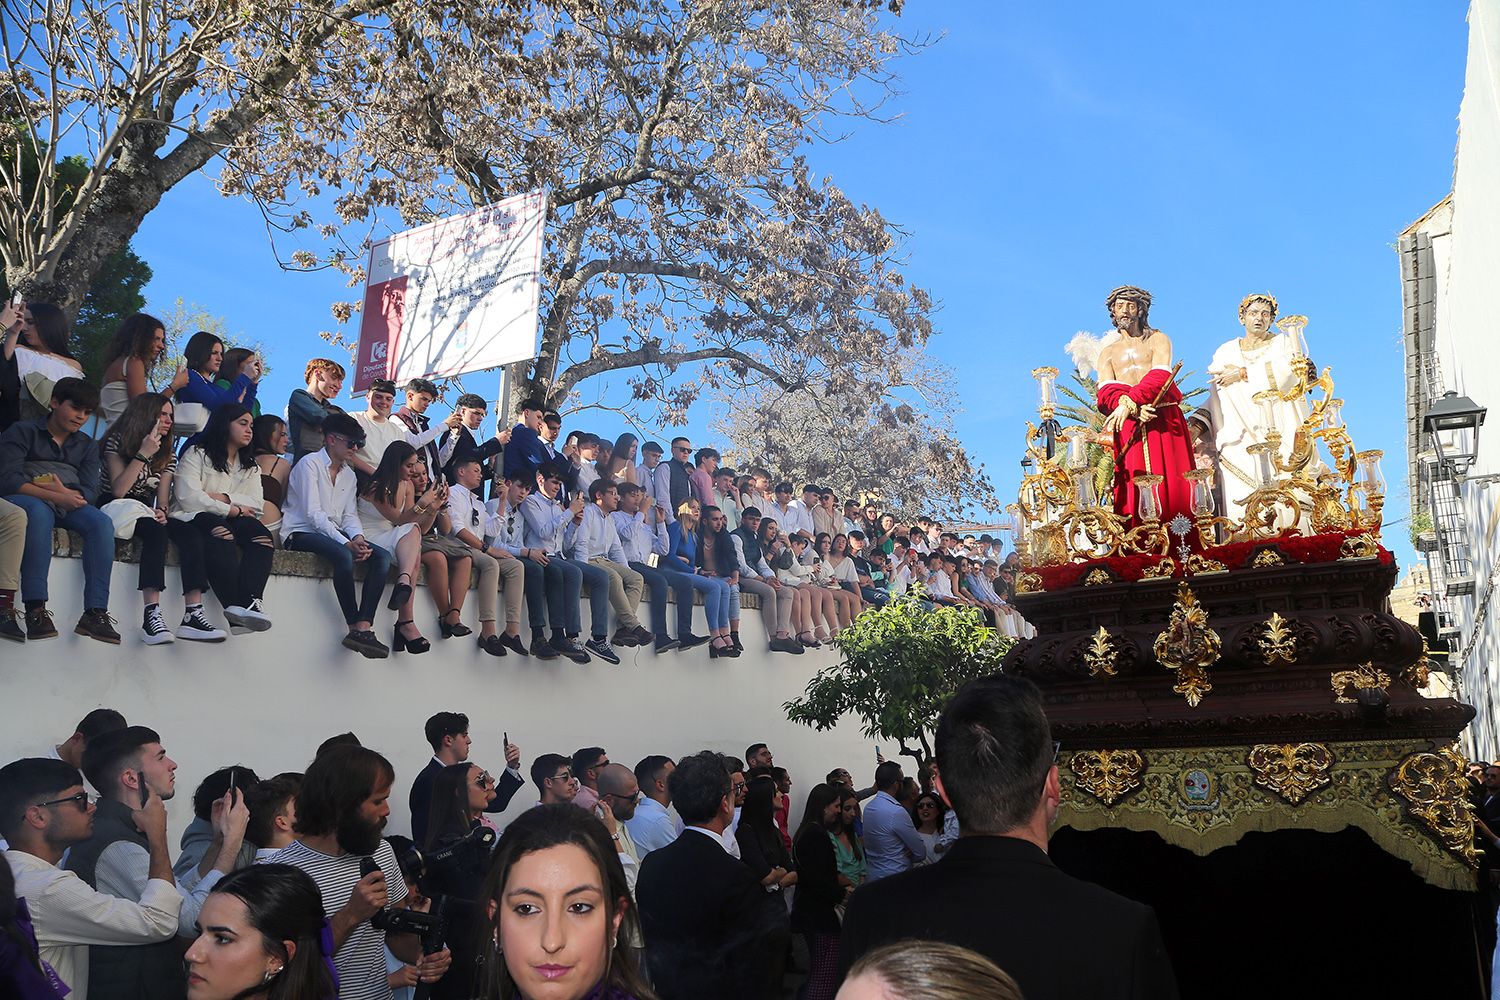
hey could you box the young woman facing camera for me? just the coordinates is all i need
[476,804,654,1000]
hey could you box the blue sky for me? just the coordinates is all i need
[126,1,1469,570]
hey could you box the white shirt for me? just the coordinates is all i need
[446,482,488,544]
[611,509,668,565]
[282,448,363,543]
[170,447,265,520]
[721,806,742,859]
[624,796,681,855]
[5,849,182,1000]
[485,498,527,554]
[926,569,955,599]
[571,503,628,563]
[521,491,578,556]
[350,411,411,471]
[685,825,737,858]
[783,499,816,539]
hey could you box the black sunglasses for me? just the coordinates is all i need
[38,791,91,810]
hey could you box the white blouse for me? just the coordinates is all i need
[171,447,265,520]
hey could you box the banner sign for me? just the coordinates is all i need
[353,190,548,392]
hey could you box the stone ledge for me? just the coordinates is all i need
[49,529,760,609]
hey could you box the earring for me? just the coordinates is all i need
[263,965,282,983]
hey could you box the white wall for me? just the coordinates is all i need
[0,555,880,844]
[1427,0,1500,758]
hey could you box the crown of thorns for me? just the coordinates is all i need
[1238,292,1279,319]
[1105,285,1152,311]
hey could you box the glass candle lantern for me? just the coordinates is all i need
[1354,450,1386,498]
[1072,470,1097,509]
[1183,468,1216,517]
[1032,367,1059,417]
[1322,398,1344,430]
[1133,474,1163,523]
[1278,314,1310,358]
[1253,390,1282,440]
[1245,442,1275,487]
[1066,430,1089,471]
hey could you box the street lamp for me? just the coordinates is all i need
[1423,390,1486,481]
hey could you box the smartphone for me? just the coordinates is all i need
[10,290,22,307]
[228,767,237,797]
[875,746,882,761]
[646,552,660,568]
[138,772,150,808]
[503,731,509,748]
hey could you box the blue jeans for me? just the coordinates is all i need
[563,558,613,638]
[631,561,695,636]
[661,566,730,630]
[7,494,113,610]
[284,531,392,626]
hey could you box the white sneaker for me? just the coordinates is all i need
[141,606,175,646]
[224,598,272,633]
[176,606,228,643]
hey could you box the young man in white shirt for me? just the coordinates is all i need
[281,413,394,658]
[445,456,527,656]
[0,757,184,1000]
[520,461,594,663]
[611,484,707,652]
[351,378,453,477]
[569,479,653,653]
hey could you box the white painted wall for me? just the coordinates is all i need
[0,555,881,844]
[1422,0,1500,758]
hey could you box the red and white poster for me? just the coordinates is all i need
[353,190,548,392]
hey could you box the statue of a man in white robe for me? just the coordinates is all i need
[1203,293,1321,529]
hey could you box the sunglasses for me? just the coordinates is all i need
[475,772,494,789]
[38,791,91,810]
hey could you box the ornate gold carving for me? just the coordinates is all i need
[1153,583,1221,707]
[1389,744,1479,866]
[1141,559,1176,580]
[1250,547,1286,568]
[1259,612,1298,665]
[1331,664,1392,703]
[1084,627,1117,677]
[1068,749,1145,806]
[1404,641,1433,690]
[1083,568,1113,586]
[1186,553,1228,575]
[1016,571,1042,595]
[1339,533,1381,560]
[1247,743,1334,805]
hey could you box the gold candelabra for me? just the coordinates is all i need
[1012,313,1385,578]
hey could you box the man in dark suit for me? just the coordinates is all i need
[408,711,523,845]
[501,397,552,483]
[837,675,1179,1000]
[637,751,787,1000]
[443,393,508,490]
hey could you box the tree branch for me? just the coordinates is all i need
[551,344,803,403]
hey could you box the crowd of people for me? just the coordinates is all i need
[0,304,1033,654]
[0,675,1179,1000]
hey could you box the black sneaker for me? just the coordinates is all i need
[176,606,227,643]
[75,609,122,645]
[676,631,710,651]
[586,637,621,664]
[551,636,591,664]
[24,606,57,640]
[141,606,175,646]
[654,637,681,653]
[631,625,655,646]
[0,608,24,643]
[531,636,561,660]
[611,627,639,648]
[501,633,528,656]
[342,629,390,659]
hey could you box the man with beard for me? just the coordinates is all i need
[264,744,451,999]
[1094,285,1195,527]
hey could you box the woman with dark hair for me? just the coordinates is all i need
[791,783,847,1000]
[696,505,743,656]
[475,803,654,1000]
[602,433,638,485]
[827,533,865,616]
[406,457,471,638]
[421,762,497,1000]
[808,532,858,632]
[735,775,794,990]
[99,392,225,643]
[99,312,181,422]
[832,788,867,890]
[1,300,82,426]
[757,516,810,651]
[911,791,946,865]
[357,441,438,653]
[0,852,66,998]
[251,414,292,532]
[663,498,734,655]
[183,864,336,1000]
[175,330,259,411]
[171,402,276,632]
[216,347,264,417]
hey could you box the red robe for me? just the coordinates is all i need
[1097,368,1195,527]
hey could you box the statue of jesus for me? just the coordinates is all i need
[1202,292,1321,528]
[1095,285,1195,526]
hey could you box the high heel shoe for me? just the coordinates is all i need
[387,573,414,611]
[393,621,430,654]
[798,631,821,648]
[438,611,472,639]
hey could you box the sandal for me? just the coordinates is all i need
[387,572,414,610]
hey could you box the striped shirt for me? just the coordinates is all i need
[264,838,408,1000]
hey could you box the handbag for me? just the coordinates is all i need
[100,498,158,540]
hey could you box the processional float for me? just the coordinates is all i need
[1002,304,1482,998]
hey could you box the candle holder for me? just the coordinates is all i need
[1033,367,1059,420]
[1133,474,1164,524]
